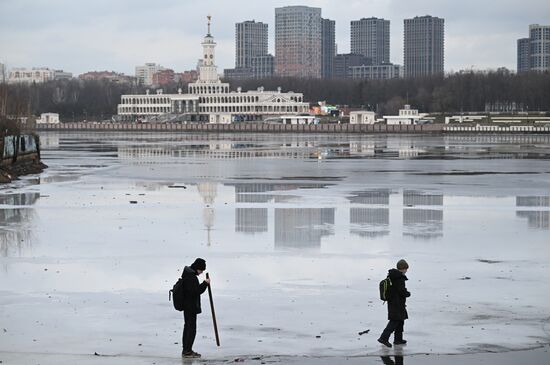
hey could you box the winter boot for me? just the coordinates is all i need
[394,331,407,345]
[378,338,392,348]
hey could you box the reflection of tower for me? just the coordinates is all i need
[197,182,218,246]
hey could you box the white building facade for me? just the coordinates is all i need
[37,113,60,124]
[118,17,310,123]
[7,67,72,83]
[350,111,376,124]
[384,105,424,125]
[8,68,55,83]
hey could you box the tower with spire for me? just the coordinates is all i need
[198,15,221,83]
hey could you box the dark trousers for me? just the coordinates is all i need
[380,319,404,341]
[182,311,197,353]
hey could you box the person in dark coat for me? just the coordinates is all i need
[181,258,210,358]
[378,259,411,348]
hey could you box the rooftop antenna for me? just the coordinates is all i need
[207,15,212,35]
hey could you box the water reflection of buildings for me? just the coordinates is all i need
[516,196,550,207]
[0,193,40,257]
[348,189,390,205]
[516,196,550,230]
[235,208,268,234]
[403,209,444,239]
[350,208,390,238]
[117,144,315,161]
[274,208,335,249]
[231,183,328,203]
[403,190,443,206]
[348,189,390,238]
[402,191,444,239]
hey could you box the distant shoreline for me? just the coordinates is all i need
[34,122,550,134]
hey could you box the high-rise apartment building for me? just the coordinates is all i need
[226,20,273,80]
[322,18,336,78]
[517,38,531,73]
[333,53,370,78]
[251,55,274,79]
[135,63,166,86]
[275,6,322,78]
[529,24,550,72]
[404,16,445,78]
[350,17,390,65]
[517,24,550,72]
[235,20,268,69]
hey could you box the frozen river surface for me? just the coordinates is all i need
[1,132,550,363]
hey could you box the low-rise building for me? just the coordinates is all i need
[350,111,376,124]
[37,113,60,124]
[54,70,73,80]
[152,69,175,86]
[8,67,56,83]
[445,115,486,124]
[279,115,318,125]
[384,105,425,125]
[176,70,199,83]
[79,71,134,83]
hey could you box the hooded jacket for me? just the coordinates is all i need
[181,266,208,314]
[387,268,411,320]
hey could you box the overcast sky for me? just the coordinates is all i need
[0,0,548,75]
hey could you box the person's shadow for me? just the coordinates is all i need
[381,355,403,365]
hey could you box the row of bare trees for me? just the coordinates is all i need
[0,70,549,123]
[231,70,550,115]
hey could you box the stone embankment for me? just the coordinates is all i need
[0,134,47,183]
[36,122,444,133]
[35,122,550,134]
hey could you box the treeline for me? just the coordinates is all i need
[0,79,193,121]
[1,71,549,121]
[231,71,550,115]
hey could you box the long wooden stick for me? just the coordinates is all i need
[206,273,220,346]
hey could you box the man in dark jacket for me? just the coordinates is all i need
[378,259,411,348]
[181,258,210,358]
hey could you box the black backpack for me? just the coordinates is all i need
[169,276,185,311]
[379,275,392,302]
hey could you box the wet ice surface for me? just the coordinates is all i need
[1,132,550,362]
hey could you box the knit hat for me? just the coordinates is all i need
[396,259,409,270]
[190,258,206,271]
